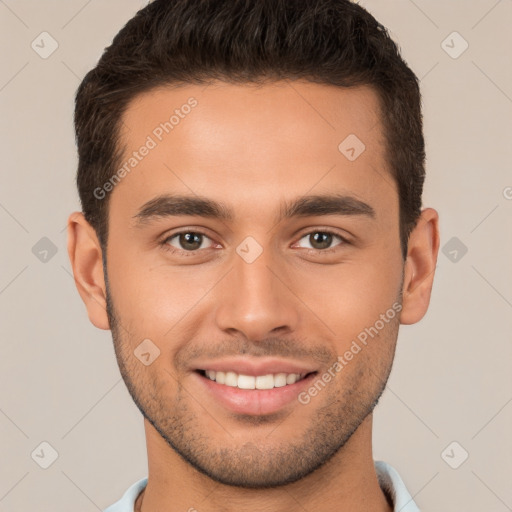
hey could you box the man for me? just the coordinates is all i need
[67,0,439,510]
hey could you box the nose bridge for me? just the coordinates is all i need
[214,240,299,339]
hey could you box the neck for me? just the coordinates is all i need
[138,415,392,512]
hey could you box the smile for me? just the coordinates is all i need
[198,369,313,390]
[194,369,319,416]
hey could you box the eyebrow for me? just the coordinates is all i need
[132,193,376,227]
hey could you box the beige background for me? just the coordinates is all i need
[1,0,511,510]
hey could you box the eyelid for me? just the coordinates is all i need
[159,227,351,256]
[294,226,352,242]
[292,228,351,252]
[160,228,216,253]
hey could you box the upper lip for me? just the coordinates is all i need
[194,357,318,376]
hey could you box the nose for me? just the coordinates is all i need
[213,246,300,342]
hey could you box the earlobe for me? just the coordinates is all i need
[400,207,440,325]
[67,212,110,330]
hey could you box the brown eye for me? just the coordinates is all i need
[296,231,346,251]
[164,231,214,252]
[310,232,333,249]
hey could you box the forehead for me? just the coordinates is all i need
[111,80,396,224]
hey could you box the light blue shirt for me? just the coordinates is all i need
[104,460,419,511]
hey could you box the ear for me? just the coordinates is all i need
[400,207,440,325]
[67,211,110,330]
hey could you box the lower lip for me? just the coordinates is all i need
[195,371,318,416]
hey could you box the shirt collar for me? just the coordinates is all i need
[375,460,420,511]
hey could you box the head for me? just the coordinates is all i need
[68,0,439,489]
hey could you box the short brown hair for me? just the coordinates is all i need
[74,0,425,260]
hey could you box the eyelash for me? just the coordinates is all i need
[159,229,350,257]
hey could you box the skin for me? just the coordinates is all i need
[67,80,439,512]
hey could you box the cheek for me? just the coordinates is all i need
[107,227,402,346]
[107,252,215,341]
[308,264,401,312]
[300,261,401,330]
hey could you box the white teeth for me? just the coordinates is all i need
[224,371,238,387]
[202,370,307,389]
[274,373,288,387]
[255,374,274,390]
[238,374,256,389]
[286,373,298,385]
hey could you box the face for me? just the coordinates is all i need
[103,80,405,487]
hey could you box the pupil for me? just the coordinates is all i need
[180,232,201,250]
[311,232,331,249]
[178,232,333,251]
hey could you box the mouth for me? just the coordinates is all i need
[195,369,318,390]
[194,368,320,416]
